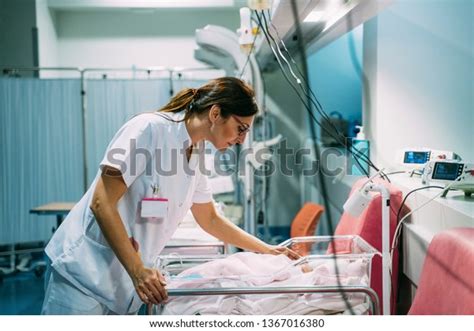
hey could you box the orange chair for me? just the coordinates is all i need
[290,202,325,256]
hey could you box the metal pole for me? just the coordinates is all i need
[168,69,174,96]
[171,66,217,72]
[80,70,89,192]
[81,67,168,73]
[1,67,82,75]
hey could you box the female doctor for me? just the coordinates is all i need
[42,77,299,315]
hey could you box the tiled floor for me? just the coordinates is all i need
[0,270,45,315]
[0,269,150,315]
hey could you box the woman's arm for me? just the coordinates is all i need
[191,202,300,259]
[90,166,167,305]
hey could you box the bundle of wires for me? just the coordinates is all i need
[244,10,386,180]
[237,3,394,314]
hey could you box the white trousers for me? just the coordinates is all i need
[41,268,123,315]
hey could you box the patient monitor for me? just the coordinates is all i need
[400,147,461,169]
[422,160,474,197]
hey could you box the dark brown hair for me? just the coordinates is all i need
[158,77,259,120]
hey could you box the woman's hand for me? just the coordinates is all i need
[264,245,301,260]
[131,267,168,305]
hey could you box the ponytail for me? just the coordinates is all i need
[157,77,258,121]
[159,88,197,115]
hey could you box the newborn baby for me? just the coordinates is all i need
[176,252,299,286]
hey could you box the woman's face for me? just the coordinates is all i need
[208,105,254,150]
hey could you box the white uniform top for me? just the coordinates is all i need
[45,111,213,314]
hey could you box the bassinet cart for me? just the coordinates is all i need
[148,235,381,315]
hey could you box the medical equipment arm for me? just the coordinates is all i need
[191,202,298,258]
[90,166,167,305]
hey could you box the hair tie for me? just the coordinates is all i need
[188,89,199,111]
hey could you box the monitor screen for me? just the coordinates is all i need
[432,162,464,181]
[404,151,429,164]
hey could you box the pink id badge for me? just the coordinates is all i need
[141,197,169,219]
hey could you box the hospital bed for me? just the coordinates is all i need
[148,235,381,315]
[161,210,228,256]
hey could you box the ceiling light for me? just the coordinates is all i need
[303,10,324,23]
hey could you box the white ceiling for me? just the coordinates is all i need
[47,0,248,10]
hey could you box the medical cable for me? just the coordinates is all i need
[384,171,410,176]
[257,11,385,180]
[265,9,353,148]
[261,9,372,165]
[261,11,385,181]
[239,27,259,80]
[255,11,365,174]
[254,7,384,313]
[260,10,391,184]
[260,2,393,239]
[389,185,444,263]
[290,1,355,314]
[264,11,339,133]
[283,3,345,311]
[389,173,467,271]
[263,9,338,132]
[257,9,360,313]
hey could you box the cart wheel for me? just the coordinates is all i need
[34,265,46,278]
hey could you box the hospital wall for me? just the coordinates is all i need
[0,0,59,77]
[363,0,474,167]
[41,9,239,74]
[307,25,364,130]
[0,0,38,74]
[35,0,59,77]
